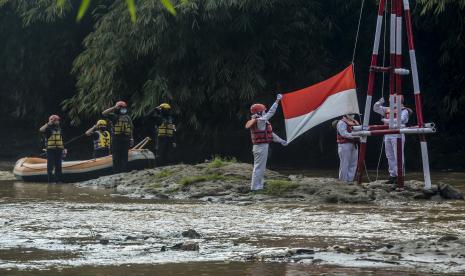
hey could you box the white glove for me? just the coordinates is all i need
[378,97,385,104]
[281,141,288,146]
[276,94,283,101]
[172,142,177,148]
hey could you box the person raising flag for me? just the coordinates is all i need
[246,94,287,192]
[336,114,360,183]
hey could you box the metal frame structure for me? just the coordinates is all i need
[355,0,434,189]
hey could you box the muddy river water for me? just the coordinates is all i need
[0,171,464,275]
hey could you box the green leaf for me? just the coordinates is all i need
[125,0,137,23]
[56,0,66,7]
[76,0,91,22]
[160,0,177,15]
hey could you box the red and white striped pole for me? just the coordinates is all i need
[356,0,386,184]
[403,0,432,189]
[352,127,435,136]
[389,0,396,130]
[395,0,404,188]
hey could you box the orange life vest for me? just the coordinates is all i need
[384,107,409,119]
[383,107,412,127]
[250,122,273,145]
[336,117,360,144]
[385,108,396,120]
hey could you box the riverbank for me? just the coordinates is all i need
[77,159,464,204]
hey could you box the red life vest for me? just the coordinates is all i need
[384,107,412,126]
[385,108,396,120]
[384,107,409,119]
[336,117,360,144]
[250,121,273,145]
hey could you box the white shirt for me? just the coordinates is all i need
[255,102,278,131]
[373,101,409,127]
[337,120,355,139]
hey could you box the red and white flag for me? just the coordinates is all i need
[282,65,359,143]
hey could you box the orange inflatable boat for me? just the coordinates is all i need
[13,138,155,182]
[13,149,155,183]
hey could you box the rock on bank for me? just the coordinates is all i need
[76,160,463,204]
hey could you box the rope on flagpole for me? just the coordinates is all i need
[375,1,388,182]
[352,0,366,63]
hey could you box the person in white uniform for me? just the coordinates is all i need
[373,97,410,184]
[245,94,287,191]
[336,114,360,183]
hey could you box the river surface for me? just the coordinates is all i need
[0,170,464,275]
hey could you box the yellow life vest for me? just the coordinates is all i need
[47,129,64,149]
[158,121,175,137]
[114,115,132,136]
[94,130,111,150]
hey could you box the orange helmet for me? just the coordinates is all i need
[116,101,127,108]
[250,104,266,114]
[48,115,60,122]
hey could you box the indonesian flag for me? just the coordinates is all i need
[282,65,359,143]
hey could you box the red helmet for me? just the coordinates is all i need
[116,101,127,108]
[48,115,60,122]
[250,104,266,114]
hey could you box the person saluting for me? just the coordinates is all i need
[85,119,111,158]
[151,103,176,166]
[102,101,134,173]
[39,115,66,183]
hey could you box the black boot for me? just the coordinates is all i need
[385,177,395,184]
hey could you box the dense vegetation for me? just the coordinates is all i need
[0,0,464,170]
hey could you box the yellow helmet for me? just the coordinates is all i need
[96,119,107,127]
[157,103,171,110]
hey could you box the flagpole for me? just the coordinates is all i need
[389,0,396,134]
[356,0,386,184]
[356,0,433,189]
[352,127,435,136]
[402,0,432,189]
[395,0,404,188]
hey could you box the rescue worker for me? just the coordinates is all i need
[151,103,176,166]
[85,119,111,158]
[102,101,134,173]
[39,115,66,183]
[245,94,287,192]
[336,114,360,183]
[374,97,410,184]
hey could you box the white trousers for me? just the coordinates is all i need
[384,134,405,177]
[338,143,358,182]
[250,144,269,191]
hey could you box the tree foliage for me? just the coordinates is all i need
[0,0,88,121]
[64,0,353,129]
[417,0,465,120]
[1,0,465,168]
